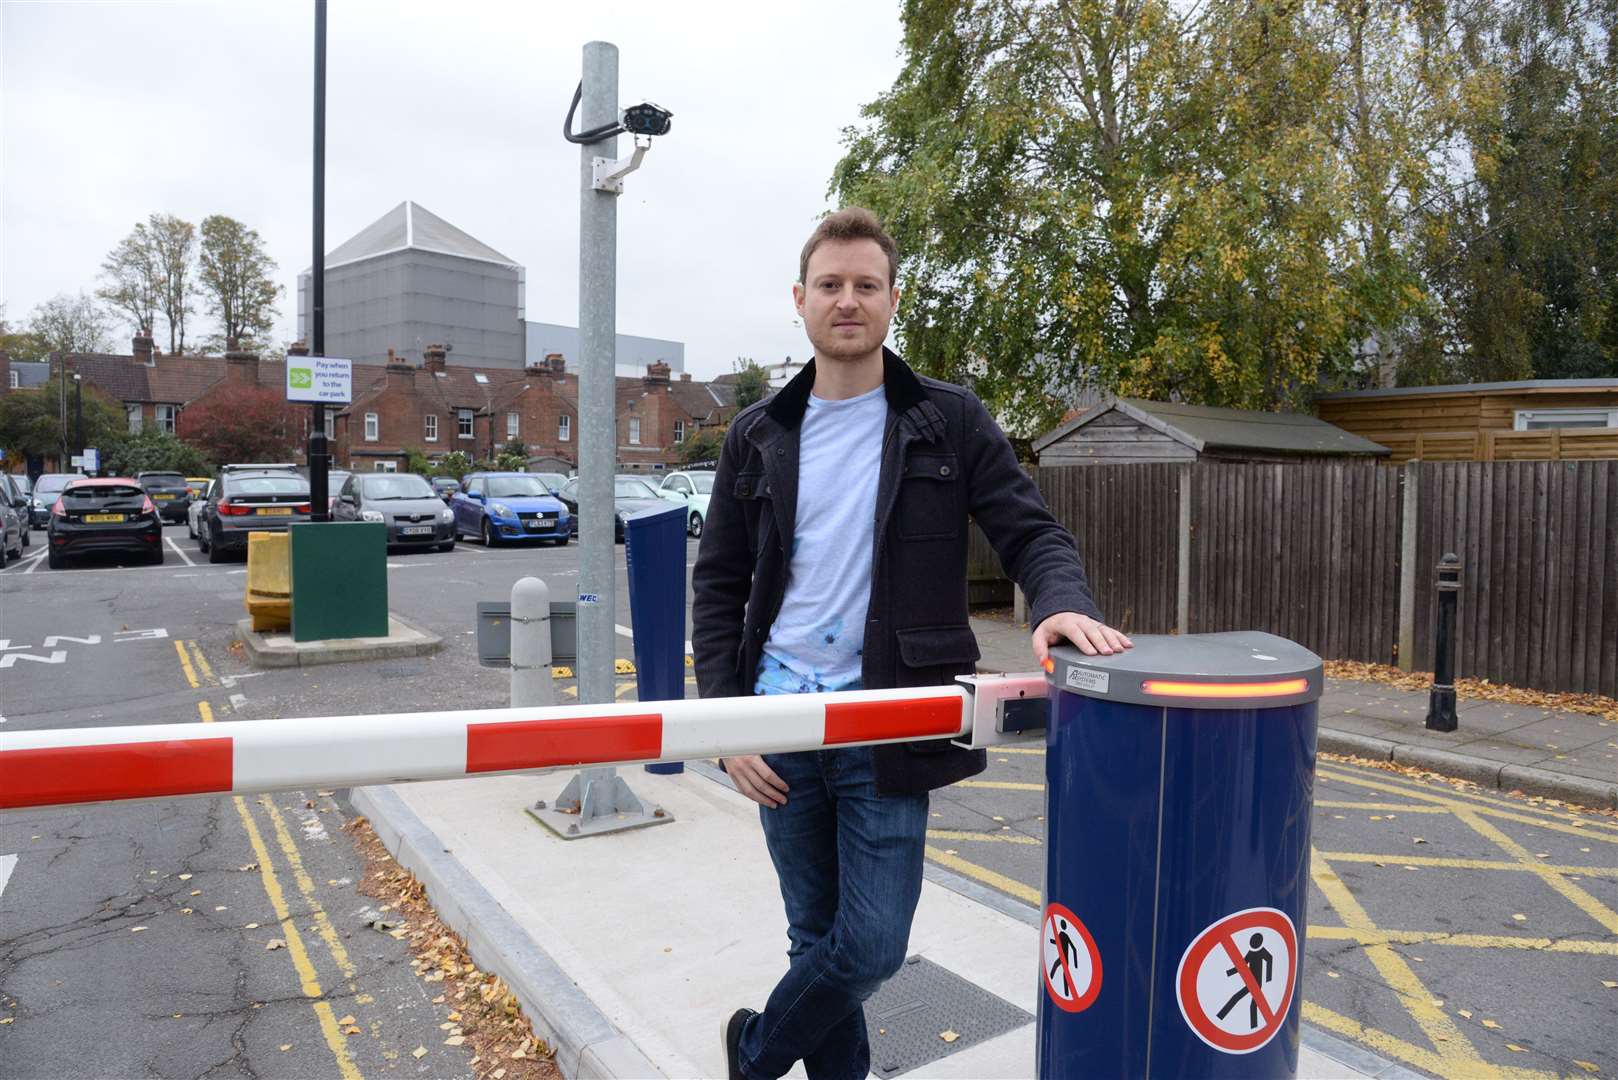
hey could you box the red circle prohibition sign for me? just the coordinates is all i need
[1041,902,1102,1013]
[1176,907,1298,1054]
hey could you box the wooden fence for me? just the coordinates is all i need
[968,459,1617,697]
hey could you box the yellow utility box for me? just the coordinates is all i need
[245,532,292,632]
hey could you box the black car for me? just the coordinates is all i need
[197,467,312,564]
[46,477,164,568]
[28,473,80,528]
[333,472,455,552]
[136,470,192,523]
[556,475,672,542]
[431,477,461,503]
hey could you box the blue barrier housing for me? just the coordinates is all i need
[625,503,690,774]
[1038,632,1322,1079]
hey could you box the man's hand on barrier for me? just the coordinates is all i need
[723,755,790,808]
[1033,612,1133,667]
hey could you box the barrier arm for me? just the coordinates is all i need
[0,674,1049,812]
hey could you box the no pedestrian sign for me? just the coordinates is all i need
[1041,901,1101,1013]
[1176,906,1297,1054]
[286,356,352,404]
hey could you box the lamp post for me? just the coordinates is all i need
[73,373,84,468]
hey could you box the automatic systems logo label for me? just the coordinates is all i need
[288,367,314,388]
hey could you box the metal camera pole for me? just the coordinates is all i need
[1424,553,1461,732]
[308,0,330,521]
[576,40,617,709]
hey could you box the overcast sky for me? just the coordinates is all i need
[1,1,906,380]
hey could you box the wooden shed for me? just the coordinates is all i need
[1032,397,1389,466]
[1314,379,1618,461]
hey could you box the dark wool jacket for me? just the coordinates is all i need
[691,350,1104,796]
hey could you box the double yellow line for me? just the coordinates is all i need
[190,650,362,1079]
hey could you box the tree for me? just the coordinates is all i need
[677,426,724,466]
[97,223,162,338]
[733,359,769,410]
[0,375,124,463]
[434,450,473,479]
[175,384,299,465]
[147,213,198,354]
[29,292,112,355]
[495,439,528,471]
[404,447,434,476]
[99,429,210,477]
[198,215,282,351]
[0,308,49,363]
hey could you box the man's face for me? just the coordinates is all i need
[793,238,899,364]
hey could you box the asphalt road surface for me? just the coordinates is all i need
[3,523,1614,1079]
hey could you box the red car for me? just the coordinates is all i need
[46,477,165,569]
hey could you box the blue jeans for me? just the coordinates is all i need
[737,662,931,1080]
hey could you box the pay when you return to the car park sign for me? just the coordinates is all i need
[285,356,353,404]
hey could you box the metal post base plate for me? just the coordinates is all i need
[527,766,674,839]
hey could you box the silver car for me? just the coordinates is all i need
[0,473,29,567]
[333,472,456,552]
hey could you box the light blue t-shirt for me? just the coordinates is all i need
[761,384,888,691]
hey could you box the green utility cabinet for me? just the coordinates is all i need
[289,522,389,642]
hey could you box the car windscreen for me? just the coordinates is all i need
[227,477,308,496]
[487,477,553,498]
[691,474,714,494]
[64,485,145,501]
[34,475,77,497]
[140,473,186,486]
[615,478,659,499]
[363,474,435,499]
[533,473,566,491]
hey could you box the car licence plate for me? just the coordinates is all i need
[153,493,175,500]
[84,513,124,523]
[526,516,557,530]
[257,507,293,516]
[400,525,432,535]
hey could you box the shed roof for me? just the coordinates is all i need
[1033,397,1390,457]
[1315,378,1618,400]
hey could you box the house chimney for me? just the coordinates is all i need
[224,340,260,383]
[132,327,155,367]
[385,347,413,389]
[679,372,691,381]
[423,343,447,373]
[288,341,310,357]
[644,360,671,389]
[545,352,565,374]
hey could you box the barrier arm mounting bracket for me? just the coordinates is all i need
[592,136,650,194]
[953,672,1050,750]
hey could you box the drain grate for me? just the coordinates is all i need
[863,954,1032,1077]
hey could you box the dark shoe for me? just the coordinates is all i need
[722,1007,755,1080]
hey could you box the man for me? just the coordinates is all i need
[693,208,1131,1080]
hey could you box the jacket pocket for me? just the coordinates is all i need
[895,624,981,668]
[896,453,961,540]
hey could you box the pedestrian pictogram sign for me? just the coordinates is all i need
[1041,901,1101,1013]
[1176,907,1297,1053]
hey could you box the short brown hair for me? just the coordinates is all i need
[798,207,899,286]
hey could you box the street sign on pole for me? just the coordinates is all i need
[285,356,352,404]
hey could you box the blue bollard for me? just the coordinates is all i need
[1037,633,1322,1079]
[624,502,689,774]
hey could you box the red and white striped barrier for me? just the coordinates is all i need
[0,686,976,811]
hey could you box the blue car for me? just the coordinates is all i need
[452,472,571,546]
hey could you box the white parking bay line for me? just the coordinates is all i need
[165,536,196,567]
[21,546,46,573]
[0,854,16,903]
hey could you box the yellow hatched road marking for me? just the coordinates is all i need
[1316,768,1618,844]
[1316,800,1449,813]
[1302,1002,1557,1080]
[174,640,199,688]
[1451,807,1618,934]
[956,780,1044,792]
[926,829,1040,846]
[1310,851,1493,1073]
[200,701,362,1080]
[1318,850,1618,878]
[924,846,1040,905]
[259,795,358,979]
[1307,924,1618,956]
[1324,758,1618,827]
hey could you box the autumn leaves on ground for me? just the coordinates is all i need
[346,817,561,1080]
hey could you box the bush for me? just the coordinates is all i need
[100,430,211,477]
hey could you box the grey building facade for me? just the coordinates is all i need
[523,321,684,379]
[297,201,526,369]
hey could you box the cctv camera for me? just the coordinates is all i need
[622,102,673,138]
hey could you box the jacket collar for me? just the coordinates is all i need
[764,347,930,431]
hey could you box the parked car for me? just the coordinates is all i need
[196,466,312,564]
[431,477,461,503]
[452,472,570,546]
[555,475,672,543]
[185,476,212,499]
[0,473,29,567]
[656,470,715,538]
[186,478,217,539]
[333,472,456,552]
[529,471,569,495]
[135,470,193,524]
[28,473,81,529]
[46,477,164,568]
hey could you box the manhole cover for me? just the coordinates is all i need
[864,954,1032,1076]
